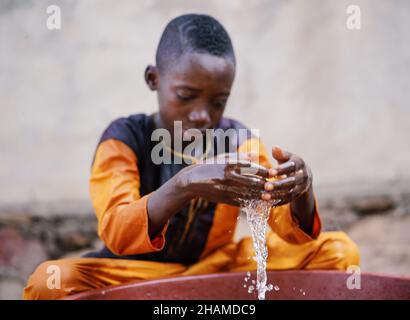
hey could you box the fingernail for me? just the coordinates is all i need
[263,193,271,201]
[265,182,274,191]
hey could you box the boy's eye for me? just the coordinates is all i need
[176,92,195,101]
[213,100,227,108]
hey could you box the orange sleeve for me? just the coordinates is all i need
[200,203,239,258]
[237,138,322,244]
[89,139,167,256]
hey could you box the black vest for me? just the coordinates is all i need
[84,113,252,264]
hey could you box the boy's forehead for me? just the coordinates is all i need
[164,52,235,83]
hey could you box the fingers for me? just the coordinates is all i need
[236,161,270,178]
[261,169,308,202]
[272,146,292,164]
[261,189,289,199]
[266,176,296,191]
[261,191,292,205]
[229,171,266,189]
[270,146,301,177]
[213,184,262,205]
[269,161,295,177]
[269,158,305,177]
[265,170,306,191]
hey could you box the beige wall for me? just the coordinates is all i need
[1,0,410,214]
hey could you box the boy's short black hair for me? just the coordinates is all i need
[155,14,235,71]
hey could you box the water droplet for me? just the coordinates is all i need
[248,285,254,294]
[246,272,251,277]
[274,285,280,291]
[302,292,306,296]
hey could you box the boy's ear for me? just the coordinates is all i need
[145,65,159,91]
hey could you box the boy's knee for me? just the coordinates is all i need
[23,259,80,300]
[319,232,360,270]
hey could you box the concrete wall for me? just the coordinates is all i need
[1,0,410,215]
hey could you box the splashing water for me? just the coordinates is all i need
[240,199,280,300]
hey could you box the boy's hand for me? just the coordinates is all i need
[177,153,269,206]
[262,146,313,206]
[148,152,269,237]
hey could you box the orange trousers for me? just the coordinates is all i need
[23,231,359,300]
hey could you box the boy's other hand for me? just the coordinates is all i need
[262,146,313,205]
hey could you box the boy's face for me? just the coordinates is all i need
[146,52,235,139]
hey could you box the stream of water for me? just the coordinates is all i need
[240,199,280,300]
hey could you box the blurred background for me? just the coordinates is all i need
[1,0,409,299]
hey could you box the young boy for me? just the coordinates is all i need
[23,14,359,300]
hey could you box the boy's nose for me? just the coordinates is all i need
[188,109,211,128]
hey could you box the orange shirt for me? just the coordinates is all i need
[88,114,321,263]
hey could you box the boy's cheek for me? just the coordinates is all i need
[158,106,187,129]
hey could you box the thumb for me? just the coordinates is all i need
[272,145,291,164]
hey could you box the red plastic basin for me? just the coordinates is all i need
[66,270,410,300]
